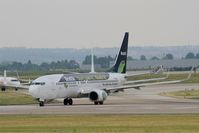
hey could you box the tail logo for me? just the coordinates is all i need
[118,60,125,73]
[120,51,127,56]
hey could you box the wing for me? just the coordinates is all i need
[19,79,32,85]
[0,84,29,90]
[124,74,169,84]
[105,69,192,93]
[125,65,164,77]
[125,71,151,77]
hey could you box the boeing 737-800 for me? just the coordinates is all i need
[28,32,192,106]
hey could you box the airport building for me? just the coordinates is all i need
[81,59,199,70]
[126,59,199,70]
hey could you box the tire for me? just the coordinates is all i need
[94,101,98,105]
[1,87,6,91]
[64,98,69,105]
[99,101,103,105]
[39,101,44,107]
[68,98,73,105]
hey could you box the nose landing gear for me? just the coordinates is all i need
[63,98,73,105]
[39,99,45,107]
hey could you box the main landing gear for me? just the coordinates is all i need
[39,101,44,107]
[94,101,104,105]
[1,87,6,91]
[63,98,73,105]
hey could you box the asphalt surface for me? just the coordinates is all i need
[0,84,199,115]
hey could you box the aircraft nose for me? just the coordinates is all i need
[29,85,39,98]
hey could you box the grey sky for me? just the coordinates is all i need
[0,0,198,48]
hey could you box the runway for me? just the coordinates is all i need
[0,84,199,115]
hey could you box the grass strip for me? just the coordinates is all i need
[0,114,199,133]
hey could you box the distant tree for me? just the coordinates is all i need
[185,52,195,59]
[68,60,79,69]
[82,55,97,64]
[195,53,199,59]
[40,62,50,70]
[27,60,32,65]
[140,55,147,60]
[162,53,174,60]
[150,56,159,60]
[127,56,133,61]
[82,55,113,68]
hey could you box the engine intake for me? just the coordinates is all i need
[89,90,107,102]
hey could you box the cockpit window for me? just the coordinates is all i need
[11,79,19,82]
[31,82,45,85]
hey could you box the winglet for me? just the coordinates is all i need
[16,70,20,80]
[185,66,194,81]
[165,70,170,79]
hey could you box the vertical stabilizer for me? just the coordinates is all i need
[90,49,96,73]
[110,32,129,74]
[4,70,7,78]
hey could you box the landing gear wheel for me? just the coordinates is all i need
[39,101,44,107]
[1,87,6,91]
[15,88,18,91]
[64,98,69,105]
[64,98,73,105]
[68,98,73,105]
[94,101,103,105]
[99,101,103,105]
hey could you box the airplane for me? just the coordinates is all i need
[28,32,192,106]
[0,70,21,91]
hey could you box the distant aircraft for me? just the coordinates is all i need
[0,70,21,91]
[28,32,192,106]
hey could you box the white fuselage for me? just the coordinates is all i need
[0,77,20,87]
[29,73,126,100]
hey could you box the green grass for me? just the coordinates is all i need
[0,90,37,105]
[0,115,199,133]
[161,89,199,99]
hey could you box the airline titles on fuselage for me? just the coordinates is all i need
[56,73,119,88]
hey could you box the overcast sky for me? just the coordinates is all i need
[0,0,198,48]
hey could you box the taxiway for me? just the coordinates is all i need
[0,84,198,115]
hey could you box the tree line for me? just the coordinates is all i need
[82,55,114,68]
[138,52,199,61]
[0,60,79,71]
[0,52,198,71]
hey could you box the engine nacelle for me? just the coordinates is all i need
[89,90,108,102]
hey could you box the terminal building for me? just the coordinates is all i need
[81,59,199,71]
[126,59,199,70]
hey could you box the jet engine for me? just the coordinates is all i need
[89,90,108,102]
